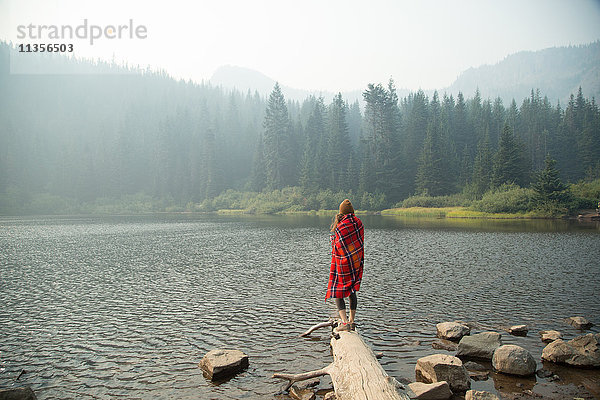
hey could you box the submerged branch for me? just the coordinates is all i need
[272,365,332,392]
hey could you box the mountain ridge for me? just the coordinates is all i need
[209,65,366,103]
[210,41,600,104]
[447,41,600,104]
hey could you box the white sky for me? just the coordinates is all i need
[1,0,600,91]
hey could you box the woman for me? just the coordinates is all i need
[326,199,364,332]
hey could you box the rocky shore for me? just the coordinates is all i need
[192,316,597,400]
[409,316,599,399]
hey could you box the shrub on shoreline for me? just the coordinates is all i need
[471,184,535,214]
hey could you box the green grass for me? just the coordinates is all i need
[446,209,536,219]
[216,209,247,215]
[381,206,541,219]
[381,207,463,218]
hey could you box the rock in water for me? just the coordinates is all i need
[0,387,37,400]
[492,345,536,376]
[465,390,499,400]
[199,349,249,380]
[408,381,452,399]
[538,330,562,343]
[456,332,502,360]
[468,370,489,381]
[463,361,487,371]
[436,322,470,341]
[508,325,528,336]
[432,339,458,352]
[541,333,600,367]
[297,378,320,389]
[415,354,470,393]
[566,316,593,330]
[536,368,553,378]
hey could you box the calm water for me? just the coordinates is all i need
[0,214,599,399]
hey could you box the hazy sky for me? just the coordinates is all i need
[1,0,600,91]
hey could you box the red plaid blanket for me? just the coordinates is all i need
[326,213,364,299]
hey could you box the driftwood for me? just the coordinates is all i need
[273,321,410,400]
[300,319,336,337]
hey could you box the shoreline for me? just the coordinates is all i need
[1,207,598,221]
[381,207,554,220]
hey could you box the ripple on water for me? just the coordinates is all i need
[1,215,599,399]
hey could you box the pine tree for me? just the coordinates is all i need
[471,134,493,197]
[490,97,505,148]
[402,91,429,187]
[415,125,443,195]
[347,100,362,146]
[263,83,291,190]
[362,80,402,202]
[555,94,579,181]
[415,92,453,196]
[327,93,352,190]
[531,155,570,205]
[491,124,529,187]
[453,92,469,153]
[299,97,326,190]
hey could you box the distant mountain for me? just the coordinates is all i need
[212,42,600,106]
[210,65,364,103]
[445,42,600,104]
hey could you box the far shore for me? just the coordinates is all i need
[215,207,584,220]
[381,207,549,219]
[2,207,597,220]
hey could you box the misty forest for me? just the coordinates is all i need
[1,42,599,215]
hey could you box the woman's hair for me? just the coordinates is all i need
[330,213,344,232]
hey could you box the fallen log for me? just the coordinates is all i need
[273,322,411,400]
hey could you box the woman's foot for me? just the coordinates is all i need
[336,322,351,332]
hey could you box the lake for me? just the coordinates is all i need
[0,214,599,399]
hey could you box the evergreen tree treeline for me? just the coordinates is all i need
[254,83,599,207]
[1,43,599,212]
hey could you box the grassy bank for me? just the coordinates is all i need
[391,179,600,219]
[381,207,539,219]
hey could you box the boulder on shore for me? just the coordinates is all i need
[541,333,600,367]
[436,322,470,341]
[415,354,470,393]
[508,325,528,336]
[0,387,37,400]
[465,390,499,400]
[456,332,502,360]
[566,316,593,330]
[539,330,562,343]
[492,344,536,376]
[408,381,452,400]
[199,349,249,380]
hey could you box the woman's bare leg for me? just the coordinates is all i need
[338,309,349,324]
